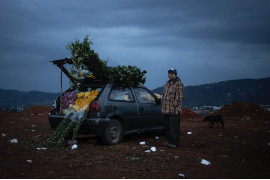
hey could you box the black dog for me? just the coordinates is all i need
[203,115,224,128]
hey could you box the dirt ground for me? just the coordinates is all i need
[0,103,270,179]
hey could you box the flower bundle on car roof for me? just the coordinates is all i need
[66,35,147,88]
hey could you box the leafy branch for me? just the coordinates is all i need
[65,35,147,87]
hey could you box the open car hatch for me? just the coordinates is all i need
[51,56,105,85]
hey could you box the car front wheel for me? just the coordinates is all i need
[102,119,123,145]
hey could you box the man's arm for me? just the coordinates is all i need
[173,81,184,107]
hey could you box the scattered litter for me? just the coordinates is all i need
[155,136,159,140]
[36,147,47,150]
[38,114,43,116]
[267,142,270,146]
[32,125,36,127]
[10,139,18,143]
[201,159,211,165]
[150,147,156,152]
[31,114,34,116]
[145,150,151,153]
[160,149,165,152]
[68,139,78,145]
[140,141,146,145]
[187,132,192,135]
[31,130,36,132]
[220,155,228,158]
[33,135,42,138]
[174,156,180,159]
[1,133,6,137]
[26,160,32,163]
[178,173,185,178]
[71,144,78,150]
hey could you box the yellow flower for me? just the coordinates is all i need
[154,93,161,99]
[88,73,95,79]
[70,90,99,112]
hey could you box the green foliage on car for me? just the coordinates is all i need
[66,35,147,87]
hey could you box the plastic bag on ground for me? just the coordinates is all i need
[10,139,18,143]
[140,141,146,145]
[71,144,78,150]
[178,173,185,178]
[201,159,211,165]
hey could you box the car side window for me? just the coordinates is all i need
[109,86,134,102]
[134,87,156,104]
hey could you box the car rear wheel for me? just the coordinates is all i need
[102,119,123,145]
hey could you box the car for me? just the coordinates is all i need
[48,58,164,145]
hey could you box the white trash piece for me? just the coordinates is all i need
[71,144,78,150]
[155,136,159,140]
[145,150,151,153]
[26,160,32,163]
[178,173,185,178]
[187,132,192,135]
[201,159,211,165]
[10,139,18,143]
[150,147,156,152]
[140,141,146,145]
[36,147,47,150]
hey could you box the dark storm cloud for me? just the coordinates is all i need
[0,0,270,92]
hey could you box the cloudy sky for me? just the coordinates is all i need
[0,0,269,93]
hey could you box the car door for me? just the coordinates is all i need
[132,87,163,129]
[108,85,141,132]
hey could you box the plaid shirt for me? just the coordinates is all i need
[161,77,184,115]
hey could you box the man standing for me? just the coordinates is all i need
[161,68,184,148]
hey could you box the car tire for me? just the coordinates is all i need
[102,119,123,145]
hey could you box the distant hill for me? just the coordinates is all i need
[152,77,270,106]
[1,77,270,107]
[0,89,59,106]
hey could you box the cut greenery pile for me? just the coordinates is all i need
[66,35,147,88]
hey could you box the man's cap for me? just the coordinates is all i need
[168,68,177,75]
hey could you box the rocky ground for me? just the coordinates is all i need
[0,103,270,179]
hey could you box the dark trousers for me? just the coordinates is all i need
[164,113,180,147]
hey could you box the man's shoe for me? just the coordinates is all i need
[167,143,177,148]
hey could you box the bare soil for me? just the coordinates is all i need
[0,103,270,179]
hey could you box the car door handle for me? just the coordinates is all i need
[140,107,144,111]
